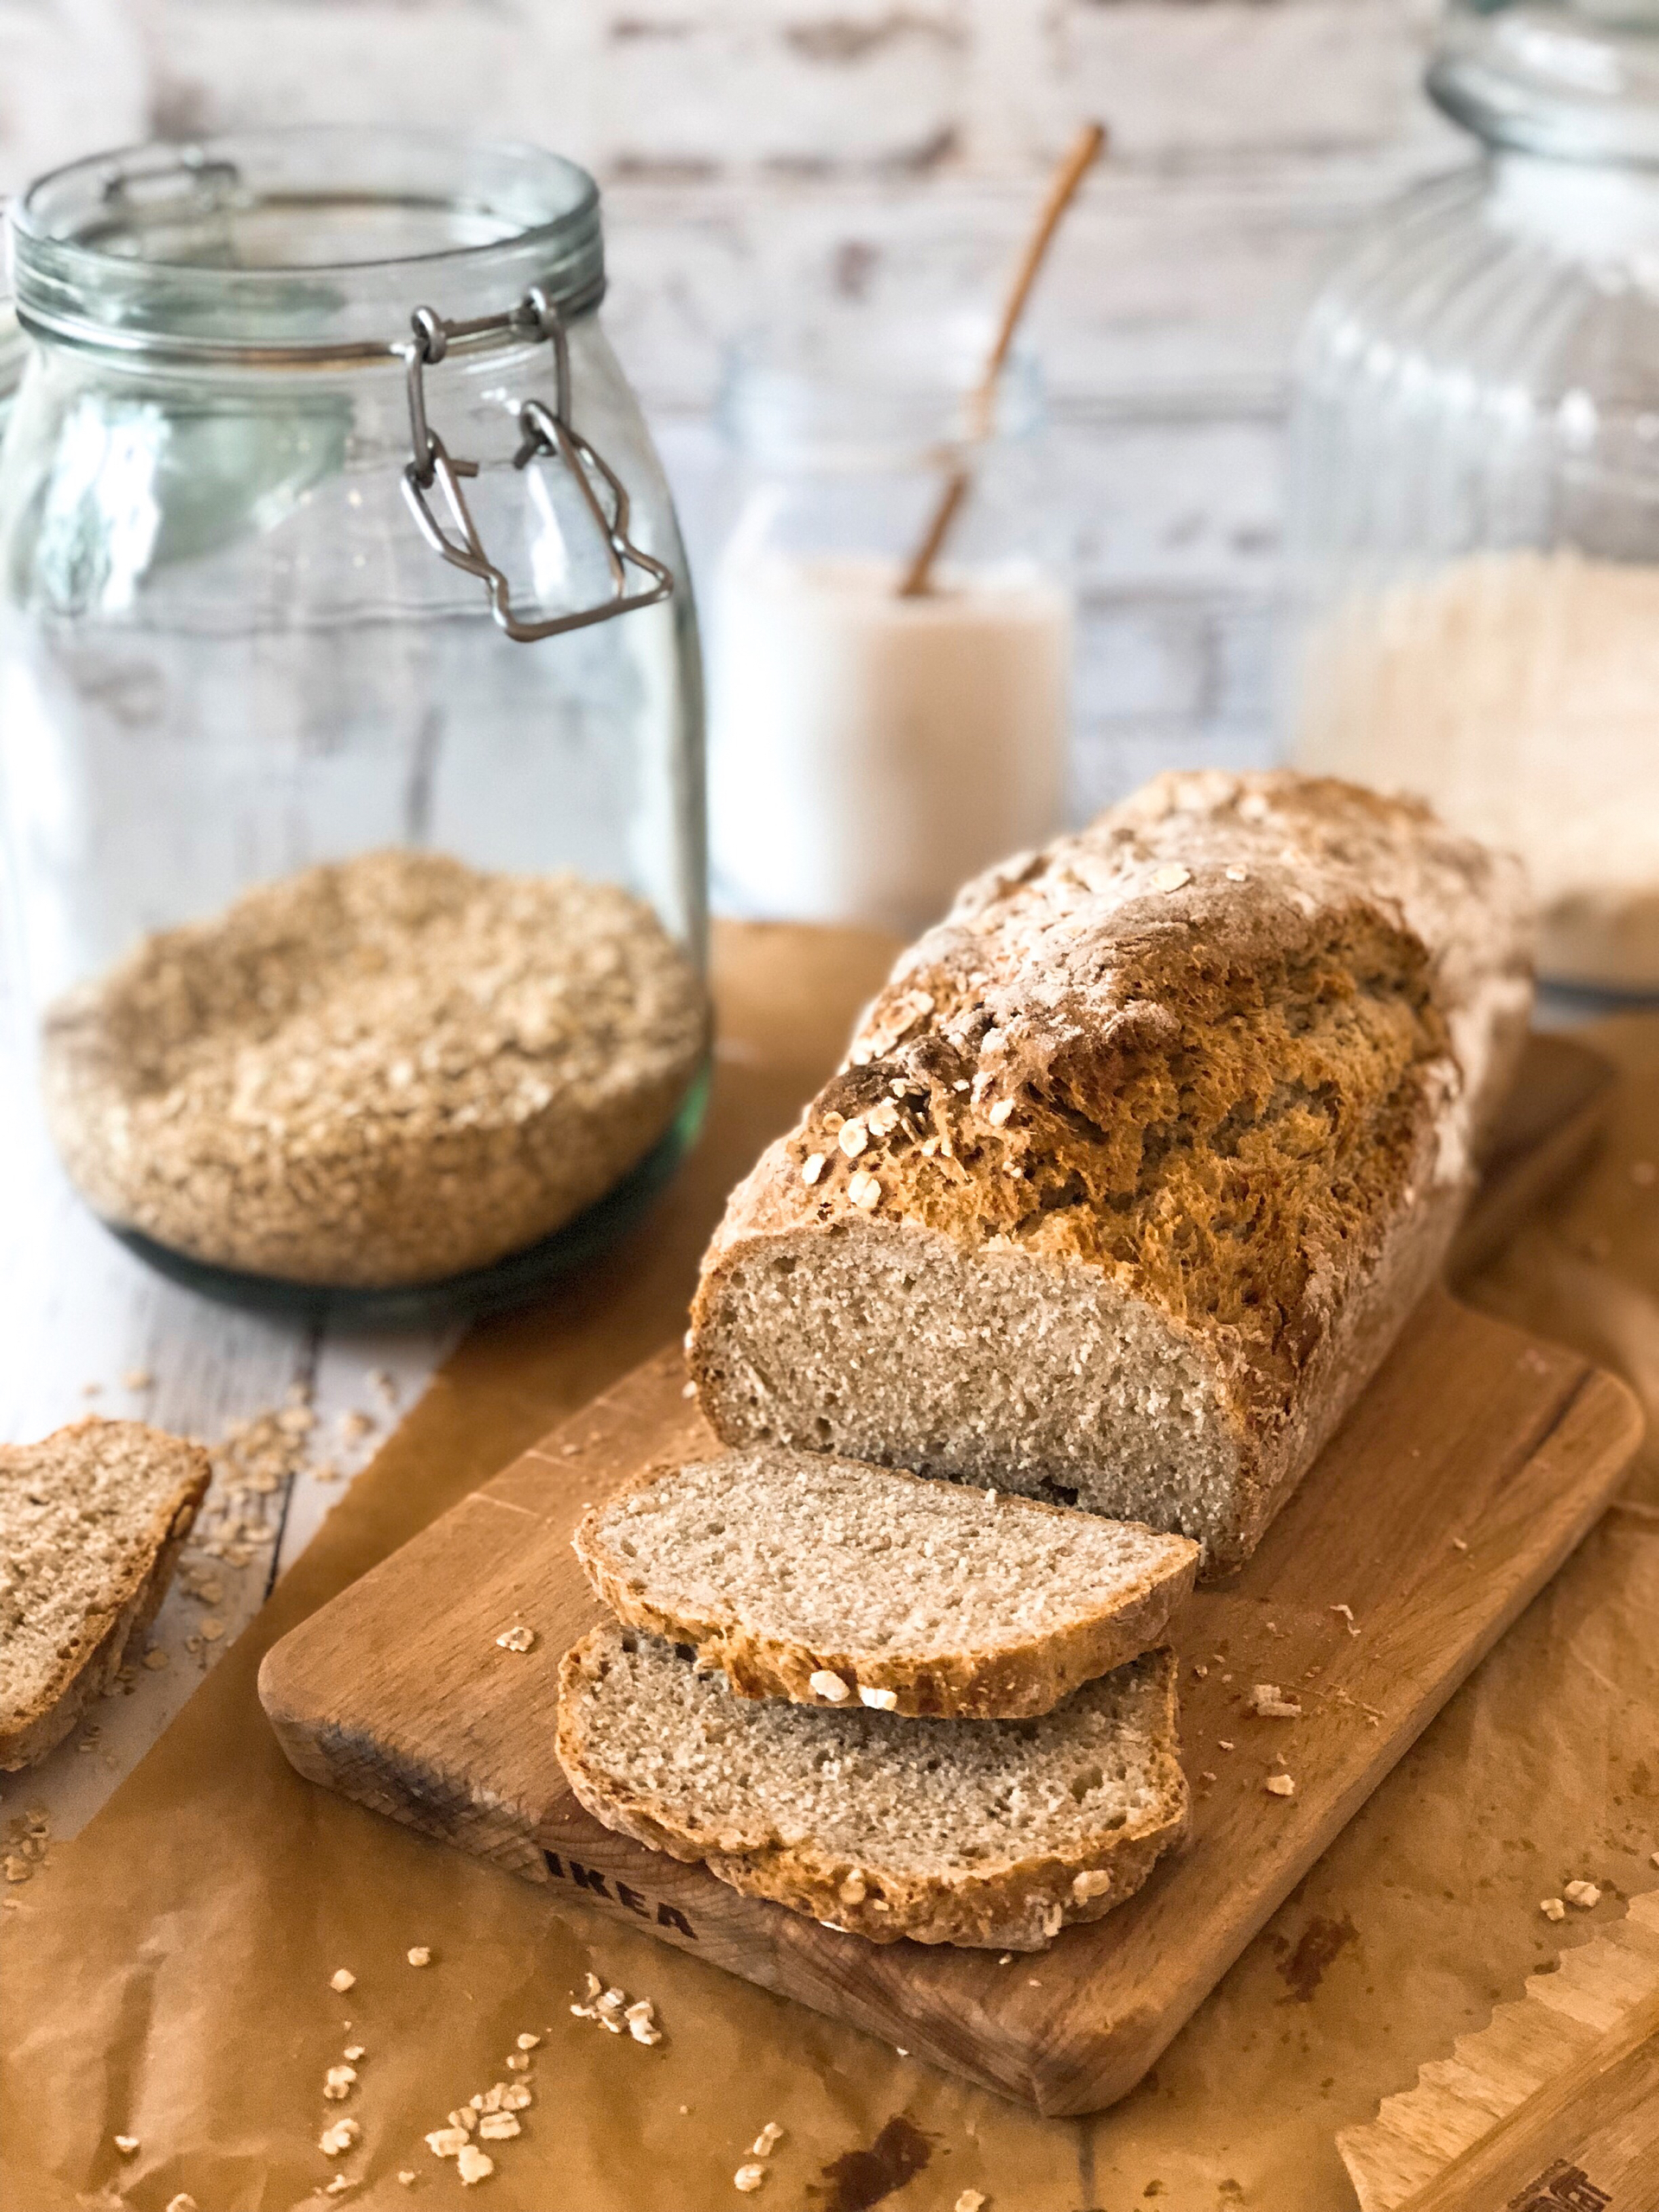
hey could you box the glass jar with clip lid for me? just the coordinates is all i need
[0,128,708,1320]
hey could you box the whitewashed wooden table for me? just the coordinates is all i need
[0,1059,456,1842]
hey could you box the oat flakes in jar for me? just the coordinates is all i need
[0,130,708,1319]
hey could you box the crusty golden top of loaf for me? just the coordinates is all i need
[700,773,1532,1419]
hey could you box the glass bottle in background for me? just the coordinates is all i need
[0,130,707,1321]
[1285,0,1659,998]
[709,318,1071,939]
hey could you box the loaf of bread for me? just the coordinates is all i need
[0,1419,211,1768]
[573,1446,1198,1719]
[556,1623,1187,1948]
[690,772,1532,1573]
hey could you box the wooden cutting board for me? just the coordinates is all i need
[1338,1888,1659,2210]
[258,1037,1643,2118]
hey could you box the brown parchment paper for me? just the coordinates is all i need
[1,936,1655,2212]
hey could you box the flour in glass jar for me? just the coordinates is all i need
[41,850,708,1287]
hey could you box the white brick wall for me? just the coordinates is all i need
[0,0,1474,811]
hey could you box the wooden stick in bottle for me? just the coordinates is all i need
[896,121,1107,601]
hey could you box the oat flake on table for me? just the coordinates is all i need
[42,849,707,1287]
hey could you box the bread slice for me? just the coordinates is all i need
[0,1419,211,1770]
[556,1624,1187,1949]
[690,771,1533,1575]
[574,1447,1198,1719]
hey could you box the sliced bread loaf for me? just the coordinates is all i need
[0,1419,211,1769]
[574,1447,1198,1719]
[556,1624,1187,1948]
[690,771,1534,1574]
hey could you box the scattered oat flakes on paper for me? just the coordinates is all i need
[570,1974,663,2044]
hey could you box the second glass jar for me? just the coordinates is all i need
[1285,0,1659,996]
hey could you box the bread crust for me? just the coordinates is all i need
[573,1458,1198,1719]
[0,1420,211,1770]
[690,772,1533,1575]
[556,1633,1189,1949]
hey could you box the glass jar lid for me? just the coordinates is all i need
[7,126,605,365]
[1430,0,1659,163]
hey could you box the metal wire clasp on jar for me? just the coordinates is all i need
[400,285,671,642]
